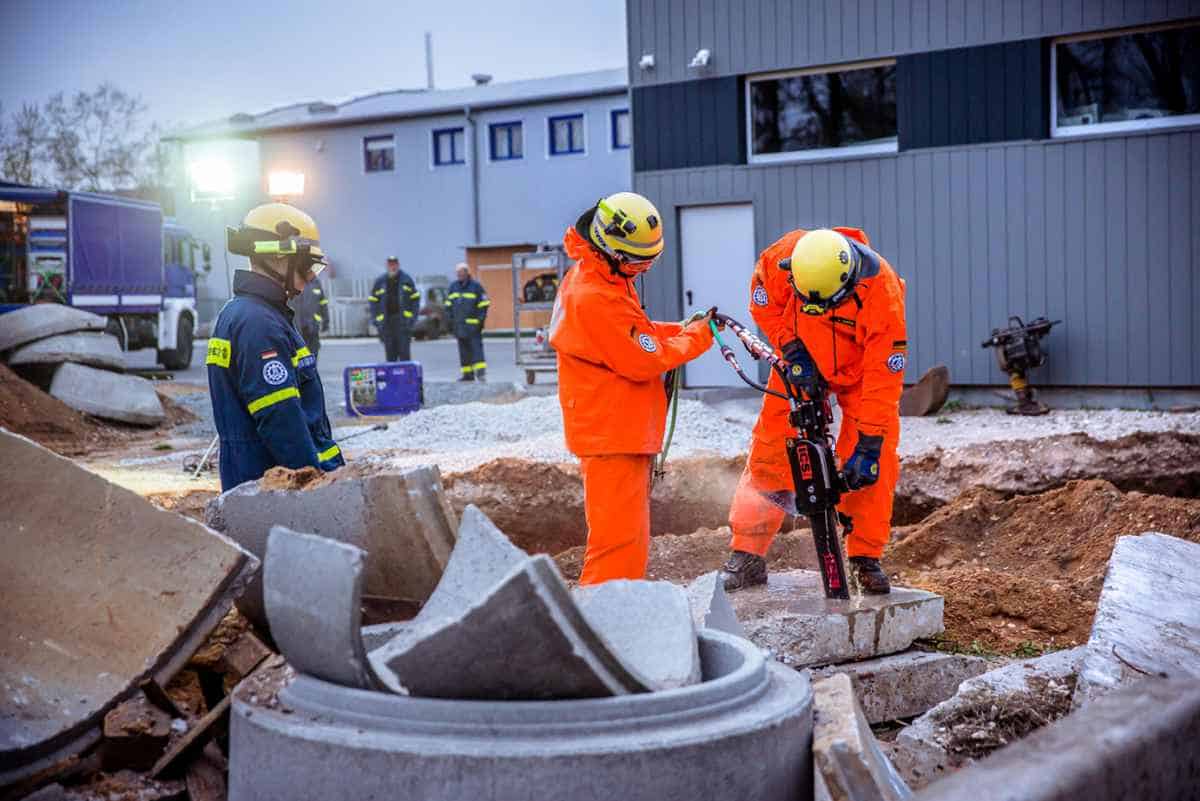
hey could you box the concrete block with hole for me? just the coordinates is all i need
[9,331,125,372]
[48,362,164,425]
[0,304,108,353]
[811,650,990,724]
[812,673,913,801]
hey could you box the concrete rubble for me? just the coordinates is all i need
[685,570,747,638]
[206,464,458,631]
[0,429,258,787]
[1072,532,1200,708]
[48,361,165,425]
[811,650,990,724]
[729,570,944,667]
[8,331,125,372]
[811,673,913,801]
[0,304,108,353]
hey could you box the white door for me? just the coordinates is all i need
[679,203,756,387]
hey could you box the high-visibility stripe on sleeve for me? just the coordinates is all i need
[465,317,480,324]
[313,314,323,322]
[446,292,461,300]
[247,386,300,414]
[376,314,385,322]
[461,292,477,299]
[403,310,413,318]
[318,443,341,462]
[369,296,379,302]
[319,298,329,305]
[409,291,421,300]
[291,346,312,366]
[476,299,491,308]
[312,288,322,295]
[205,337,231,368]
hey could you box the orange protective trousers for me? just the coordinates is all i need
[577,454,654,586]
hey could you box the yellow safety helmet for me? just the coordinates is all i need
[227,202,326,276]
[779,229,860,315]
[588,191,663,273]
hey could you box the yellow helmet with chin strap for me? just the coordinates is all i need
[228,202,326,274]
[588,192,664,273]
[779,228,860,315]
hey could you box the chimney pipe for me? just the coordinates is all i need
[471,73,493,86]
[425,31,434,90]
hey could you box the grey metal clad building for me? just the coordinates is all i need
[625,1,1200,389]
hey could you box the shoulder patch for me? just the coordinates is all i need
[262,359,289,385]
[886,352,906,373]
[752,285,769,307]
[260,349,278,360]
[637,333,658,353]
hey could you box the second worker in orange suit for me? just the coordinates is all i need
[550,192,715,585]
[722,227,907,594]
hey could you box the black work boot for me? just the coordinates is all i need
[722,550,767,592]
[849,556,891,595]
[458,371,475,382]
[475,367,487,383]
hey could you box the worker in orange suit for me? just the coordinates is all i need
[550,192,715,585]
[723,228,907,594]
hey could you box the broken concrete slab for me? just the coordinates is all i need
[8,331,125,372]
[899,364,950,417]
[101,691,172,772]
[812,673,913,801]
[916,678,1200,801]
[0,429,258,786]
[729,570,944,668]
[0,304,108,353]
[205,464,457,632]
[1073,532,1200,709]
[48,361,164,425]
[811,650,990,724]
[685,570,747,638]
[574,580,701,691]
[892,647,1083,789]
[370,554,652,699]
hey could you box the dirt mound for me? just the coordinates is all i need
[0,362,115,454]
[888,479,1200,651]
[256,461,383,492]
[145,488,217,522]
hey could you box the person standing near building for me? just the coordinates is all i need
[370,256,420,362]
[445,263,490,381]
[292,279,329,362]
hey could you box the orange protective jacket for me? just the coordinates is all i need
[551,225,713,456]
[750,227,907,437]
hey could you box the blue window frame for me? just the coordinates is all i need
[611,108,631,149]
[548,114,585,155]
[433,127,465,165]
[489,121,523,160]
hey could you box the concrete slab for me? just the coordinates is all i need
[685,570,747,638]
[8,331,125,372]
[0,304,107,353]
[892,647,1083,789]
[206,464,457,632]
[1073,532,1200,708]
[47,362,165,425]
[915,679,1200,801]
[0,430,258,786]
[812,674,913,801]
[370,555,653,699]
[729,570,944,668]
[811,651,991,724]
[574,580,701,690]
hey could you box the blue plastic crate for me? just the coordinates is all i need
[344,361,423,416]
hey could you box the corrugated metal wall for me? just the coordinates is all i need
[627,0,1200,85]
[636,130,1200,387]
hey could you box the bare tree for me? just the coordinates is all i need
[43,84,153,192]
[1,103,48,185]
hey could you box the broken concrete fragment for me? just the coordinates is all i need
[0,430,258,787]
[370,555,651,699]
[729,570,943,668]
[917,678,1200,801]
[101,692,172,771]
[891,646,1083,789]
[574,580,701,690]
[48,361,165,425]
[1073,532,1200,708]
[685,570,746,638]
[206,464,457,632]
[811,650,990,724]
[0,304,108,353]
[899,364,950,417]
[812,674,913,801]
[8,331,125,372]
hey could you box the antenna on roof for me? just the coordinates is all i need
[425,31,435,90]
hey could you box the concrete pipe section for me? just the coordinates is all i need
[229,628,813,801]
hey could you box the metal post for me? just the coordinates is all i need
[424,32,435,90]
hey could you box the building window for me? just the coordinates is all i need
[364,135,394,172]
[1052,23,1200,138]
[489,121,523,161]
[433,127,465,165]
[549,114,585,155]
[747,59,897,163]
[611,108,631,149]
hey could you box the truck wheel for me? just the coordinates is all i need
[160,314,194,370]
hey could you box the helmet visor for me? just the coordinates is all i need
[614,250,659,274]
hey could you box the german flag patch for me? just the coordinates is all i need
[892,340,908,351]
[260,349,279,360]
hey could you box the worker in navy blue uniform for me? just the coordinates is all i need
[207,203,344,491]
[370,256,420,362]
[292,279,329,361]
[446,262,490,381]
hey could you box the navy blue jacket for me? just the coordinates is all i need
[445,277,490,339]
[207,271,344,490]
[370,270,420,329]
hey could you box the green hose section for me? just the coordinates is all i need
[655,366,681,482]
[709,319,727,348]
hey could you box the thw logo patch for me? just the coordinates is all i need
[637,333,658,353]
[752,286,769,307]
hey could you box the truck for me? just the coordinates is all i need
[0,183,209,369]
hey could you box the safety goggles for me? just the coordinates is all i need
[614,251,659,274]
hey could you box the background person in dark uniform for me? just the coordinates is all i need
[292,279,329,362]
[445,262,490,381]
[370,256,420,362]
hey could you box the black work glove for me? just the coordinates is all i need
[843,433,884,490]
[781,339,823,393]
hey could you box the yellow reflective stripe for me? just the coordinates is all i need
[409,291,421,299]
[460,365,473,373]
[403,310,414,318]
[373,288,386,295]
[312,288,322,295]
[465,317,480,324]
[446,292,461,299]
[205,337,231,368]
[313,314,323,322]
[318,443,341,462]
[247,386,300,414]
[461,292,477,299]
[319,298,329,305]
[369,296,379,302]
[291,346,312,366]
[375,314,385,322]
[476,299,491,307]
[472,361,487,370]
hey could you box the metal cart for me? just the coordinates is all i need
[512,245,568,384]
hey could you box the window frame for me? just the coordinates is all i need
[1049,21,1200,140]
[363,134,395,173]
[488,120,524,161]
[745,58,899,165]
[548,113,587,156]
[610,108,631,150]
[432,126,466,166]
